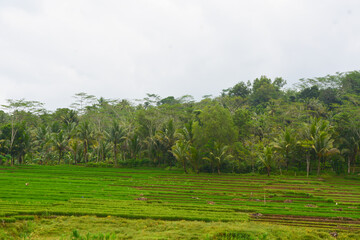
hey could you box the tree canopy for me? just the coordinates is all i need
[1,70,359,176]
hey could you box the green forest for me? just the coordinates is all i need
[1,70,360,176]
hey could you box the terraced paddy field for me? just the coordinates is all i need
[0,165,359,239]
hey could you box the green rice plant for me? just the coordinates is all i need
[0,165,359,233]
[72,229,80,239]
[0,217,16,223]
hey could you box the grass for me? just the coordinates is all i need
[1,216,359,239]
[0,165,359,239]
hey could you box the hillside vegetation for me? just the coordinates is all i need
[1,71,360,176]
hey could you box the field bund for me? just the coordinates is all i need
[0,166,360,231]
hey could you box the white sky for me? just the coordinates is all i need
[1,0,360,110]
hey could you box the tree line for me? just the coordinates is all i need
[0,71,359,176]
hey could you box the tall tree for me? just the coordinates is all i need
[204,142,232,174]
[51,130,68,164]
[128,134,141,159]
[333,108,360,174]
[258,146,274,177]
[171,140,190,174]
[106,121,126,166]
[272,127,296,171]
[1,99,43,165]
[193,102,237,149]
[71,92,96,115]
[307,118,339,175]
[77,121,94,163]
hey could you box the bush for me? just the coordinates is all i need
[86,162,113,168]
[118,158,153,168]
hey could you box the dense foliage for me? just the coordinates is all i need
[1,71,359,175]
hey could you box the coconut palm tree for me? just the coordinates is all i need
[204,142,232,174]
[307,118,339,175]
[312,131,339,175]
[17,127,32,164]
[188,146,201,174]
[297,139,313,177]
[34,125,52,164]
[156,119,177,165]
[258,146,274,177]
[337,121,360,174]
[175,121,194,143]
[51,130,68,164]
[128,134,141,160]
[170,140,190,174]
[68,137,81,164]
[77,121,94,163]
[106,121,126,166]
[272,127,296,171]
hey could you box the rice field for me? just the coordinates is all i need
[0,165,359,238]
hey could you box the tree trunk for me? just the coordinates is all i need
[58,150,61,164]
[84,142,88,163]
[267,166,270,177]
[306,153,310,178]
[348,155,351,174]
[96,145,100,163]
[183,159,188,174]
[317,156,321,176]
[352,151,357,174]
[114,143,117,166]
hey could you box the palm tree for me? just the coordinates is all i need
[188,146,201,174]
[312,131,339,175]
[62,110,79,127]
[68,137,81,164]
[77,121,94,163]
[175,121,194,143]
[51,130,68,164]
[204,142,231,174]
[17,127,32,164]
[144,134,161,165]
[128,134,141,159]
[35,125,52,164]
[106,121,126,166]
[272,127,296,171]
[156,119,177,165]
[338,122,360,174]
[98,140,111,163]
[297,139,313,177]
[258,146,274,177]
[170,140,190,174]
[306,118,339,175]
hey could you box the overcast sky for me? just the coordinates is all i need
[0,0,359,110]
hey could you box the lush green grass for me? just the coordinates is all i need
[0,165,359,239]
[3,215,359,240]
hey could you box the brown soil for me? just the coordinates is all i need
[254,214,360,223]
[265,186,315,190]
[136,197,148,201]
[305,204,317,208]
